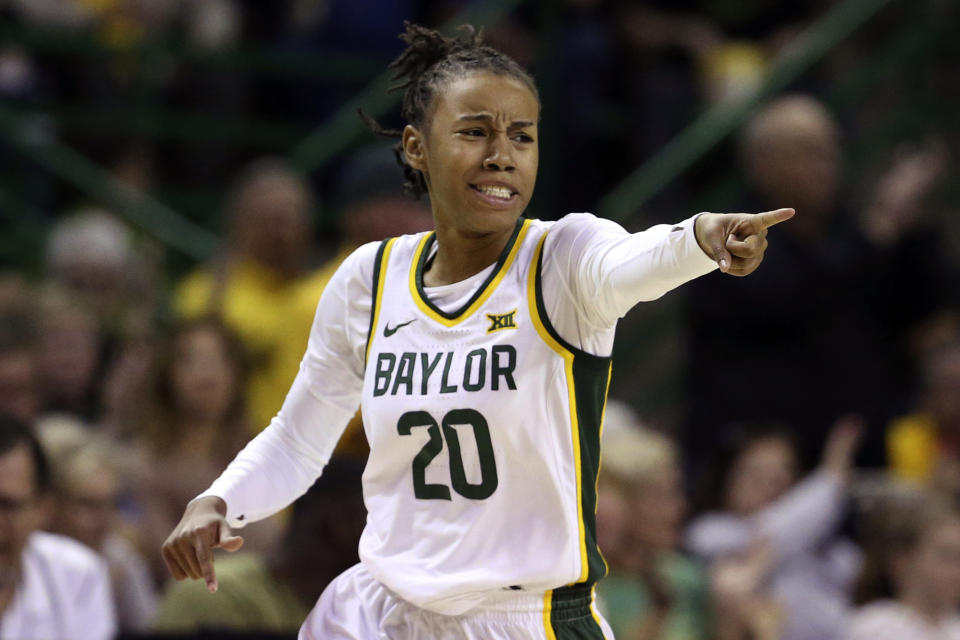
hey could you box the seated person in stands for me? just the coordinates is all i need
[596,426,710,640]
[686,418,862,640]
[847,490,960,640]
[0,414,116,639]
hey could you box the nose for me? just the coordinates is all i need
[483,134,515,172]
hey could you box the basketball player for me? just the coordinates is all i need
[162,23,793,639]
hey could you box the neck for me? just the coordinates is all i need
[424,224,516,287]
[176,415,222,452]
[901,588,951,624]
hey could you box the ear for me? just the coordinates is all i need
[402,124,428,173]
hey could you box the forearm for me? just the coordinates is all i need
[588,215,717,321]
[755,469,845,560]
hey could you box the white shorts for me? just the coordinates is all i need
[299,564,614,640]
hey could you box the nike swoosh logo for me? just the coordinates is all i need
[383,318,417,337]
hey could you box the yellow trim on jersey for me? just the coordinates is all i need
[409,219,532,327]
[542,591,557,640]
[365,237,396,364]
[590,585,607,636]
[527,232,589,584]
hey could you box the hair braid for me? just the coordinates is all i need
[360,21,538,199]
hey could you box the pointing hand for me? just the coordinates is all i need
[694,208,795,276]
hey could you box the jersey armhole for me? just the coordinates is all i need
[530,232,610,365]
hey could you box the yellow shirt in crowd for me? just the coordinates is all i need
[887,412,939,484]
[174,253,348,433]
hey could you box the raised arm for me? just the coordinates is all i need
[545,208,793,333]
[160,242,379,592]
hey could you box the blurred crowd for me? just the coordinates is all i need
[0,0,958,639]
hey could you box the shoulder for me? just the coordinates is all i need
[888,412,938,445]
[26,531,108,580]
[846,601,920,638]
[173,267,215,315]
[541,213,626,245]
[316,240,389,296]
[686,511,745,538]
[528,214,627,275]
[341,240,387,273]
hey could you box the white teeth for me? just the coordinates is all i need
[476,185,512,199]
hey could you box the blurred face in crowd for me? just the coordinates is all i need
[0,444,46,590]
[596,477,629,566]
[232,170,312,276]
[742,95,841,231]
[0,350,39,424]
[58,257,127,313]
[725,436,798,516]
[54,461,119,551]
[38,305,102,407]
[168,326,238,423]
[898,516,960,614]
[630,463,687,553]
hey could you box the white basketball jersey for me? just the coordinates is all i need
[359,218,611,618]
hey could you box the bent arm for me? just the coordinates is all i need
[194,243,379,527]
[686,471,845,564]
[753,469,846,562]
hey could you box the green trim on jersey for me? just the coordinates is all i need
[546,586,607,639]
[534,242,612,588]
[365,238,393,364]
[413,217,526,321]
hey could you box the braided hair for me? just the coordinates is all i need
[362,22,539,199]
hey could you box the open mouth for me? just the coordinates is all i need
[469,184,518,205]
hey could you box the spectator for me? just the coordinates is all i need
[132,317,261,580]
[887,340,960,494]
[685,95,951,469]
[152,459,366,633]
[686,417,863,640]
[45,209,135,327]
[174,157,323,431]
[596,425,709,640]
[0,311,40,425]
[0,414,116,639]
[35,290,106,422]
[37,415,158,633]
[846,491,960,640]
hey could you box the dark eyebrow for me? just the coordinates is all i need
[457,114,535,128]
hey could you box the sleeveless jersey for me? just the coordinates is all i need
[358,217,612,619]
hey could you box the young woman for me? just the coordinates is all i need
[847,494,960,640]
[162,23,793,639]
[685,419,862,640]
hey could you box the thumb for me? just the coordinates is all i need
[214,521,245,553]
[218,535,245,553]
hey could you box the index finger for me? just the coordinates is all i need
[755,208,795,229]
[193,536,218,593]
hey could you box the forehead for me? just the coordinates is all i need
[431,72,539,126]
